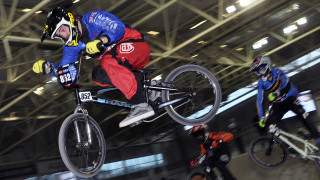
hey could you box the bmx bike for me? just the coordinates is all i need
[187,142,227,180]
[53,52,222,178]
[249,123,320,172]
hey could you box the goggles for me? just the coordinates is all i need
[255,66,267,76]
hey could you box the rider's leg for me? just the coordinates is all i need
[268,102,300,152]
[267,103,289,131]
[92,65,113,86]
[100,42,154,127]
[214,161,236,180]
[290,97,320,146]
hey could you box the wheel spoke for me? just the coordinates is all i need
[163,65,221,125]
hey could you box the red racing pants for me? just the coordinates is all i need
[92,41,150,100]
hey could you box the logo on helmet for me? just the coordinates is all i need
[67,13,75,28]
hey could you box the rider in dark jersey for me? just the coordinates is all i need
[32,7,154,128]
[250,55,320,148]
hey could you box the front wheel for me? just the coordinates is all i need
[249,136,288,169]
[187,171,206,180]
[162,65,221,126]
[58,113,106,178]
[313,152,320,172]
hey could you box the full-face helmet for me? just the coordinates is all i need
[41,7,78,46]
[189,125,207,137]
[250,55,272,77]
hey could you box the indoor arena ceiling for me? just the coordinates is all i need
[1,0,320,169]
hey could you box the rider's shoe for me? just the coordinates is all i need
[119,103,155,128]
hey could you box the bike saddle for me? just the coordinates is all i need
[132,68,156,75]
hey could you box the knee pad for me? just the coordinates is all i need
[219,154,230,165]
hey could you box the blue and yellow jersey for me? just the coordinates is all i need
[256,68,298,119]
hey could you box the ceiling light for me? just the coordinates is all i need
[239,0,252,7]
[252,37,268,49]
[190,20,207,30]
[73,0,80,3]
[147,31,159,35]
[197,40,207,44]
[33,86,44,96]
[226,5,236,14]
[283,24,297,34]
[296,17,307,25]
[220,44,228,48]
[22,8,31,12]
[191,54,199,58]
[1,116,22,121]
[22,8,42,14]
[236,47,244,51]
[291,3,300,10]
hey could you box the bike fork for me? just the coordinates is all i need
[266,136,275,155]
[73,116,92,145]
[73,86,92,145]
[74,120,81,144]
[86,117,92,144]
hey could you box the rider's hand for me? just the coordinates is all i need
[268,92,276,101]
[190,160,198,167]
[86,39,103,54]
[259,117,266,128]
[33,60,52,74]
[268,90,280,101]
[211,139,223,148]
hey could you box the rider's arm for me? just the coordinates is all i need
[82,10,126,45]
[200,144,207,155]
[59,42,86,66]
[256,80,265,119]
[209,132,234,143]
[47,42,86,77]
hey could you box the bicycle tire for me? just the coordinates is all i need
[58,113,106,178]
[313,152,320,172]
[187,171,206,180]
[249,135,288,170]
[162,65,221,126]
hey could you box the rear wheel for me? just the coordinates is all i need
[58,113,106,178]
[162,65,221,126]
[249,136,288,169]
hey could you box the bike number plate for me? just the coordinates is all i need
[58,72,72,84]
[79,91,92,102]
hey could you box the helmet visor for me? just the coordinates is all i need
[255,66,267,76]
[192,129,205,137]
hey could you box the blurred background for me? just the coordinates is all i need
[0,0,320,179]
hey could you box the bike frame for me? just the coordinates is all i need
[269,124,320,160]
[62,52,194,145]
